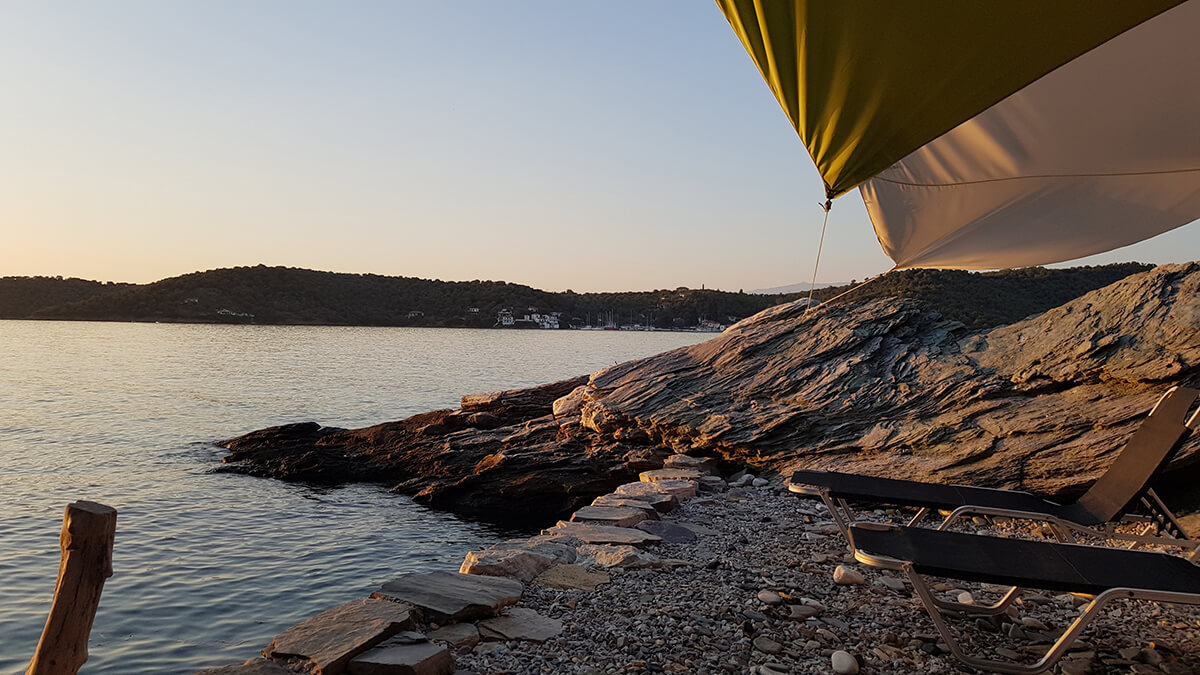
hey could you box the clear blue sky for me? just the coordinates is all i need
[2,2,1196,292]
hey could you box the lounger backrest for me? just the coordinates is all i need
[1074,387,1200,522]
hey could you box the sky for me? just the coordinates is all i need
[2,2,1197,293]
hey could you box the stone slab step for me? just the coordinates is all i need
[477,607,564,643]
[662,454,720,475]
[569,505,649,528]
[598,488,678,514]
[635,520,698,543]
[374,572,522,623]
[616,479,696,502]
[427,622,480,648]
[640,468,705,484]
[459,547,554,582]
[544,521,663,547]
[347,635,453,675]
[698,475,728,492]
[533,564,611,591]
[263,597,416,675]
[590,494,661,519]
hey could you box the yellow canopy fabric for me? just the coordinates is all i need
[717,0,1183,198]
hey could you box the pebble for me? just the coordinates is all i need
[1019,616,1048,631]
[788,604,820,620]
[752,636,783,654]
[757,590,783,605]
[832,565,865,585]
[830,649,859,674]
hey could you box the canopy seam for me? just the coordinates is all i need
[873,166,1200,189]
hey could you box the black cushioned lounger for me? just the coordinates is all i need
[789,387,1200,548]
[849,523,1200,674]
[851,523,1200,597]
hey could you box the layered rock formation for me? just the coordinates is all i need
[218,262,1200,522]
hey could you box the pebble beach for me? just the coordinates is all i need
[455,477,1200,675]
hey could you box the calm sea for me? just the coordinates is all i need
[0,320,710,674]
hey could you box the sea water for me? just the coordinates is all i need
[0,321,709,673]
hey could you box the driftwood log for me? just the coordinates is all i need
[26,501,117,675]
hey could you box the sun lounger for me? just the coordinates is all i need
[789,387,1200,551]
[849,522,1200,674]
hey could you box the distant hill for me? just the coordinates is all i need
[0,262,1154,331]
[748,281,845,294]
[3,266,779,329]
[0,276,135,319]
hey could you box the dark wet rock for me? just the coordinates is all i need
[216,377,666,524]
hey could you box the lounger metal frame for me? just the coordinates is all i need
[791,483,1198,556]
[853,543,1200,674]
[790,389,1200,557]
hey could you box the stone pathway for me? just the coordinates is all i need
[196,463,1200,675]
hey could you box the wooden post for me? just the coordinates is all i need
[26,501,117,675]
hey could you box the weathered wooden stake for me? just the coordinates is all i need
[26,500,117,675]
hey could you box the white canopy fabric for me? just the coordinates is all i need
[859,1,1200,269]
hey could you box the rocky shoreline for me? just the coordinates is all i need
[216,263,1200,528]
[197,463,1199,674]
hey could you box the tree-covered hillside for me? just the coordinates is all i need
[0,262,1155,330]
[0,276,134,319]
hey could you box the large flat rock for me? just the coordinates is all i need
[263,598,415,675]
[544,521,662,547]
[569,505,648,528]
[374,571,522,623]
[347,636,453,675]
[476,607,563,642]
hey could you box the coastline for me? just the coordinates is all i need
[198,263,1200,673]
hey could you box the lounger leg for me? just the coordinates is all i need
[902,564,1111,675]
[907,507,930,526]
[816,492,853,541]
[1144,488,1189,540]
[929,585,1022,617]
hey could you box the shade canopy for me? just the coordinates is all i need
[717,0,1200,269]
